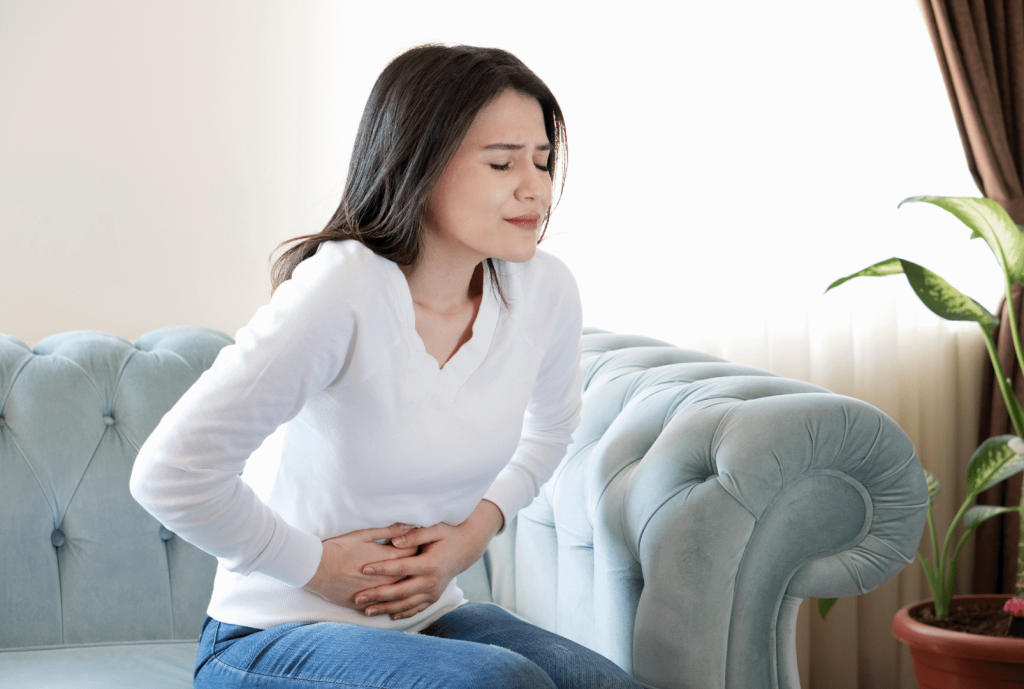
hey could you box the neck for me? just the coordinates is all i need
[400,243,484,315]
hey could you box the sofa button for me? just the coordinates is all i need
[50,529,65,547]
[103,415,115,425]
[159,526,175,542]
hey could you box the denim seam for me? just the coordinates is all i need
[208,620,391,689]
[208,654,393,688]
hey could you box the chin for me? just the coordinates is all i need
[495,242,538,264]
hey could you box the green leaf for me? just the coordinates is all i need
[825,257,904,293]
[965,435,1024,498]
[826,257,999,334]
[899,196,1024,283]
[923,468,941,505]
[964,504,1020,531]
[818,597,837,621]
[900,260,1000,334]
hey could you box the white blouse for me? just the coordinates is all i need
[130,239,583,632]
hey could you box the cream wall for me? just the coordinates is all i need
[1,1,338,343]
[0,0,996,348]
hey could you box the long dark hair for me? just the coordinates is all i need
[270,44,567,301]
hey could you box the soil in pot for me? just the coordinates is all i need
[893,595,1024,689]
[914,601,1013,637]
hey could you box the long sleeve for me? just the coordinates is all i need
[129,244,367,588]
[483,261,584,529]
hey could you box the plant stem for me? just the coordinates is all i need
[981,328,1024,437]
[1000,282,1024,605]
[927,506,939,575]
[939,498,973,592]
[1017,517,1024,599]
[1003,274,1024,388]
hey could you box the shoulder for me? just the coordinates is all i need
[278,240,397,314]
[502,248,579,305]
[500,249,582,349]
[291,240,388,292]
[248,240,403,351]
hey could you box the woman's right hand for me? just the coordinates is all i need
[302,523,418,610]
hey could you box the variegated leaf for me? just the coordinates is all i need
[965,435,1024,498]
[825,257,904,294]
[826,258,999,333]
[964,504,1020,531]
[899,196,1024,283]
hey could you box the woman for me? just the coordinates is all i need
[131,44,642,688]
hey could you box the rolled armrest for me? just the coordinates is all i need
[509,332,928,689]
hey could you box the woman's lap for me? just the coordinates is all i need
[194,602,641,689]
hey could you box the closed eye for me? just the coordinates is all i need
[489,162,550,172]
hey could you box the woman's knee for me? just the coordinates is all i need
[467,646,558,689]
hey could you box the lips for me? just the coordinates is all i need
[505,215,540,229]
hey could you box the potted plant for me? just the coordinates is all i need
[823,196,1024,685]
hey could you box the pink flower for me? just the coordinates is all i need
[1004,596,1024,618]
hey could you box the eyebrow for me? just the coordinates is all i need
[482,143,554,151]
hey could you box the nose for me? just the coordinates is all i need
[515,164,550,204]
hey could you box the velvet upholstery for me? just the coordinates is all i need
[0,327,928,689]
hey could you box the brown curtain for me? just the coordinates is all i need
[919,0,1024,595]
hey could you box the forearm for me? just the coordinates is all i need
[471,498,505,539]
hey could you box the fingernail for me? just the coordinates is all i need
[362,568,375,575]
[366,608,377,616]
[356,596,368,604]
[393,536,406,545]
[398,523,412,529]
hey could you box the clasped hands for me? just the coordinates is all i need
[302,499,503,621]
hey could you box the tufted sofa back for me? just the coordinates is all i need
[0,328,232,649]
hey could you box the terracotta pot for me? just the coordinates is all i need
[892,595,1024,688]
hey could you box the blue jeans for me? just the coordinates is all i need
[194,602,643,688]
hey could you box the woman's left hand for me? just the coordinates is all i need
[353,499,504,621]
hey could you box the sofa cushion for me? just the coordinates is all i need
[0,641,199,688]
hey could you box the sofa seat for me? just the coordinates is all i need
[0,641,199,688]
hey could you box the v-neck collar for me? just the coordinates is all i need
[384,258,500,402]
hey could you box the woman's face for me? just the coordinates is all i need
[422,89,553,267]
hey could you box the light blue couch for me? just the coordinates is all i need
[0,326,929,689]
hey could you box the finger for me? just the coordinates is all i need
[373,543,419,560]
[354,575,430,606]
[391,602,432,621]
[390,524,442,548]
[364,593,433,618]
[361,551,436,577]
[358,522,415,543]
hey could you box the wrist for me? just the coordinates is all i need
[476,499,505,536]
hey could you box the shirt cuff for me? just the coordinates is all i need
[482,467,535,535]
[254,523,325,588]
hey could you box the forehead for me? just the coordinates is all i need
[462,90,548,146]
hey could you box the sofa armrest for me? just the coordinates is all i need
[629,391,927,689]
[507,333,928,689]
